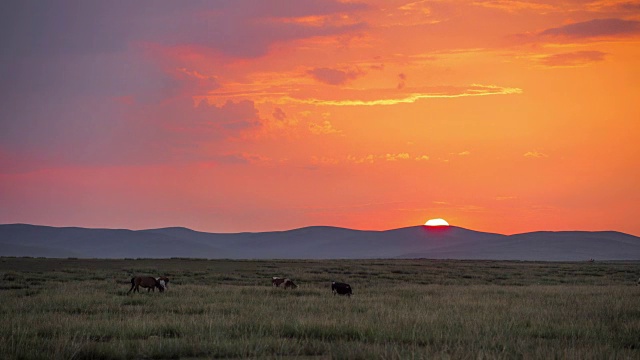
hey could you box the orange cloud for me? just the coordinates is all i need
[524,151,548,158]
[308,120,342,135]
[472,1,556,12]
[385,153,410,161]
[285,84,523,106]
[539,51,607,67]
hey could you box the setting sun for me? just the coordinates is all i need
[425,218,450,227]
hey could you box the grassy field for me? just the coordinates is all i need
[1,257,639,359]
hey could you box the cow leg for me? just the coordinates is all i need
[127,283,135,294]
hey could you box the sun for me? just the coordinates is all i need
[425,218,449,227]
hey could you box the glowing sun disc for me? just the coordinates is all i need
[425,218,449,226]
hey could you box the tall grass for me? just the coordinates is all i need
[0,258,639,359]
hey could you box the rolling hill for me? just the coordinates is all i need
[1,223,639,261]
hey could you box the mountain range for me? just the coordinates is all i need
[1,223,639,261]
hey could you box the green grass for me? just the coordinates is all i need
[0,258,639,359]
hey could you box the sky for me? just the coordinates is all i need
[1,0,639,235]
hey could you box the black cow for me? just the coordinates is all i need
[283,279,298,289]
[331,281,352,297]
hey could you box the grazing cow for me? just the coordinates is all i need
[128,276,164,294]
[282,278,298,289]
[156,276,170,291]
[331,281,352,297]
[272,277,286,287]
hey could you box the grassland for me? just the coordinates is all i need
[1,257,639,359]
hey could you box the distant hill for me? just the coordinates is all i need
[1,223,639,261]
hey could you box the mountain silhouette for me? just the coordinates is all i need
[1,224,638,260]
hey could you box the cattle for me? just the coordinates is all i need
[331,281,352,297]
[272,277,286,287]
[156,276,170,291]
[282,279,298,289]
[128,276,165,294]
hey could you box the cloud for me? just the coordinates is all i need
[286,84,522,106]
[272,107,287,121]
[214,152,271,165]
[524,151,548,158]
[308,67,364,85]
[397,73,407,89]
[347,154,376,164]
[589,1,640,12]
[472,1,556,12]
[308,120,341,135]
[345,152,430,164]
[386,153,410,161]
[540,18,640,39]
[540,51,607,67]
[0,95,265,171]
[175,68,221,94]
[310,156,340,165]
[458,151,470,156]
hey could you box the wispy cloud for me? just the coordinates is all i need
[472,1,556,13]
[539,51,607,67]
[540,18,640,39]
[524,151,548,158]
[285,84,522,106]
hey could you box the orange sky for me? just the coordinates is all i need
[1,1,639,235]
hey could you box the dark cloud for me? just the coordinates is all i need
[273,108,287,121]
[397,73,407,89]
[540,18,640,38]
[540,51,607,67]
[0,96,264,171]
[213,152,270,165]
[308,67,364,85]
[0,1,368,58]
[0,1,369,171]
[0,1,368,101]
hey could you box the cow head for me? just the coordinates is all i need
[156,277,169,290]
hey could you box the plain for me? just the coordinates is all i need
[1,258,639,359]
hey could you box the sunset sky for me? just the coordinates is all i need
[1,0,639,235]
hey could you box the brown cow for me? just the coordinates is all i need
[272,277,286,287]
[282,278,298,289]
[128,276,164,294]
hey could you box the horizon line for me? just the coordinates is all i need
[0,222,635,237]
